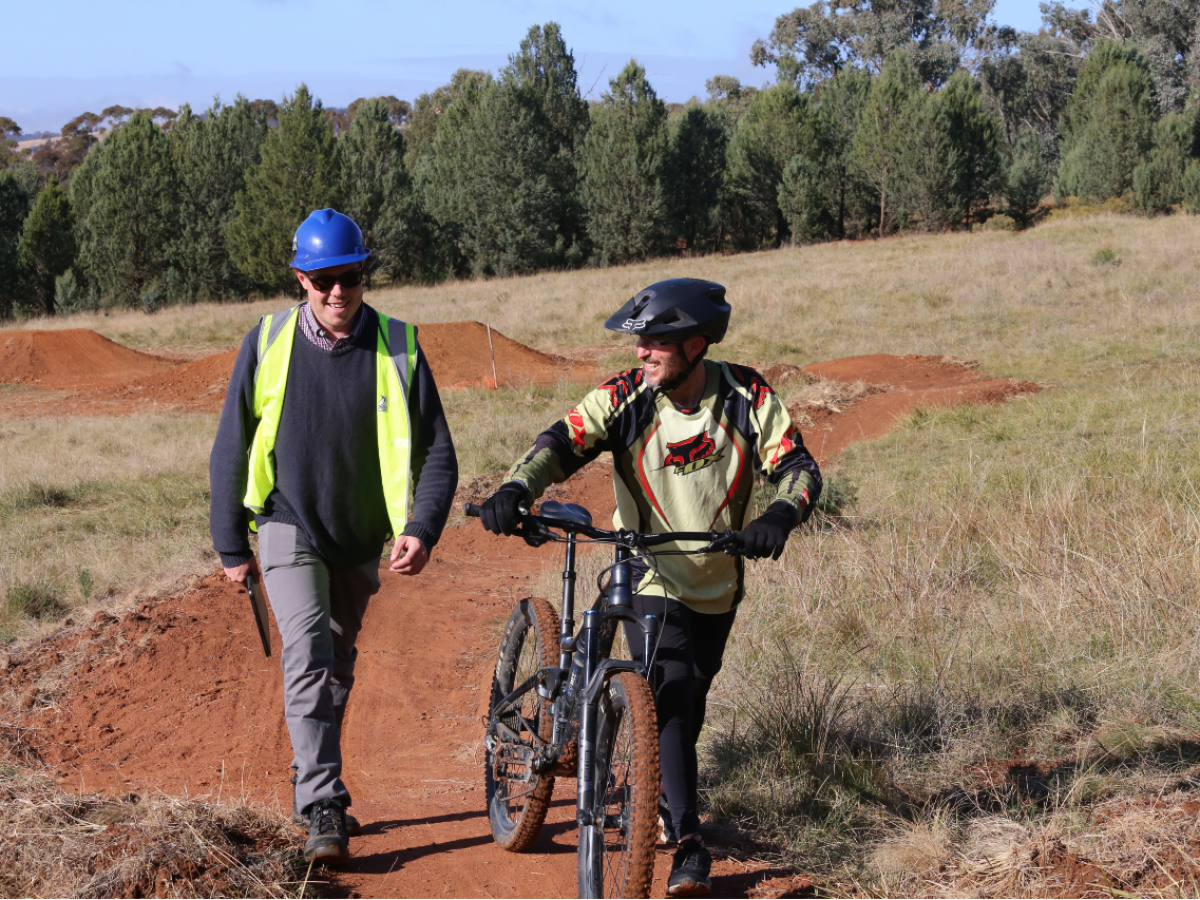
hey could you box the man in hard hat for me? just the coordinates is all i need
[479,278,820,897]
[209,209,458,866]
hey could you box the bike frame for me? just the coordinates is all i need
[473,501,742,896]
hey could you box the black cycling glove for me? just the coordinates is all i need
[480,482,530,536]
[741,500,798,560]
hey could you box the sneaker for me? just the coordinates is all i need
[304,799,350,866]
[667,839,712,897]
[658,795,679,845]
[292,774,362,836]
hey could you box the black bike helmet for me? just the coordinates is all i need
[604,278,731,345]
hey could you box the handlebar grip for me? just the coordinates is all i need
[464,503,482,518]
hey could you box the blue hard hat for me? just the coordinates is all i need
[290,208,371,271]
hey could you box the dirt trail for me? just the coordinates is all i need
[0,342,1039,898]
[795,354,1041,460]
[3,467,804,898]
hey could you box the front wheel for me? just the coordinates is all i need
[485,598,559,851]
[578,672,660,899]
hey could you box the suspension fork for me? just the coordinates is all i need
[576,608,602,826]
[559,532,577,670]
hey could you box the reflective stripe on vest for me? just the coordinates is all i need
[243,307,417,539]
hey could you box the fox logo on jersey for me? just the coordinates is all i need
[663,432,723,476]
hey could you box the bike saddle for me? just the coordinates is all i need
[539,501,593,528]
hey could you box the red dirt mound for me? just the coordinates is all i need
[97,349,241,413]
[794,354,1041,460]
[0,322,591,418]
[0,329,172,387]
[418,320,590,389]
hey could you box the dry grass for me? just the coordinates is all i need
[9,212,1200,893]
[0,758,314,898]
[0,416,217,642]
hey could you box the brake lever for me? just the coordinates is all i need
[705,530,745,557]
[517,519,550,548]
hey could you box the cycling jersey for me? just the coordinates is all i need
[506,359,822,614]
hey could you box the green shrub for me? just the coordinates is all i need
[1091,247,1121,266]
[982,213,1017,232]
[5,582,66,621]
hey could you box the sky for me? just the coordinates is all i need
[2,0,1050,134]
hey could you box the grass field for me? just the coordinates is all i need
[7,212,1200,894]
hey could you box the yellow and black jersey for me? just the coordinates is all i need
[506,360,822,614]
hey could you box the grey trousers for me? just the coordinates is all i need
[259,522,380,813]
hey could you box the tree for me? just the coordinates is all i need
[17,178,76,315]
[1039,0,1200,114]
[168,97,266,302]
[704,76,759,132]
[892,88,962,231]
[404,69,489,172]
[578,60,672,265]
[502,22,590,257]
[101,105,135,130]
[939,70,1002,226]
[348,95,412,128]
[778,66,876,242]
[418,74,572,275]
[227,84,339,294]
[503,22,589,154]
[979,30,1080,157]
[1132,110,1200,215]
[0,117,21,168]
[339,97,439,284]
[664,106,728,252]
[752,0,999,89]
[725,83,814,247]
[31,112,100,184]
[1056,40,1157,202]
[0,171,32,319]
[1005,128,1050,226]
[72,112,179,306]
[850,49,922,235]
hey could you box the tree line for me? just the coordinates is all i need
[0,2,1198,319]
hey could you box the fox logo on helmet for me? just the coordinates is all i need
[663,431,723,476]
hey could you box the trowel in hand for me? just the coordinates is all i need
[246,571,271,657]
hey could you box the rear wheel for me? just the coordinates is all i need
[485,598,560,851]
[578,672,660,898]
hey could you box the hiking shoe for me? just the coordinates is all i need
[304,799,350,866]
[292,774,362,836]
[658,794,679,845]
[667,839,712,897]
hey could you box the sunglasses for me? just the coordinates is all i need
[306,266,364,292]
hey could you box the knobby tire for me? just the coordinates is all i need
[578,672,660,899]
[485,598,559,852]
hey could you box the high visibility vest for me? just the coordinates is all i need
[243,306,418,538]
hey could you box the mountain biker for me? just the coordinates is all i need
[478,278,821,897]
[209,209,458,866]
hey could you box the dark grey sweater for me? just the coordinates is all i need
[209,305,458,569]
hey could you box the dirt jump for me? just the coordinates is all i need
[0,321,582,418]
[0,329,1041,897]
[0,328,174,387]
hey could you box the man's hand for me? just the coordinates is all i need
[480,482,530,536]
[223,557,261,586]
[390,535,429,575]
[741,501,798,560]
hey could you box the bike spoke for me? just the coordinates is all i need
[600,703,636,897]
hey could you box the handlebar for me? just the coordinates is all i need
[464,502,744,556]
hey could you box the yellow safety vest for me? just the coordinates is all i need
[243,306,418,538]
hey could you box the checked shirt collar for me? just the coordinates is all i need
[298,301,366,352]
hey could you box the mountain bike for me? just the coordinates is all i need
[466,499,744,899]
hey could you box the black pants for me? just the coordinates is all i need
[623,595,737,839]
